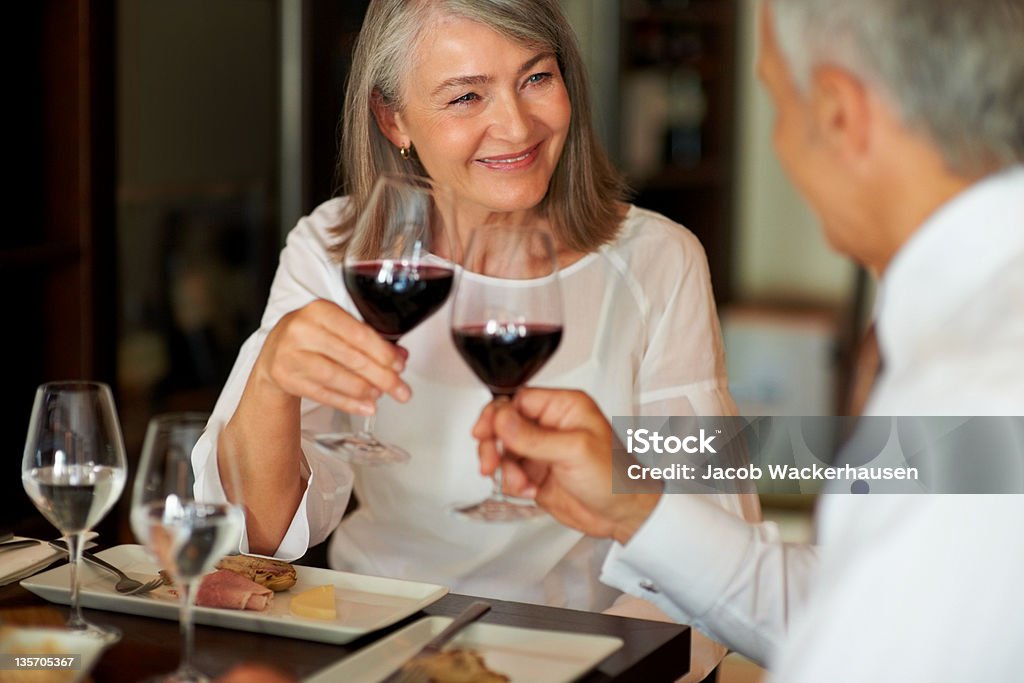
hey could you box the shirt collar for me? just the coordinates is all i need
[875,165,1024,371]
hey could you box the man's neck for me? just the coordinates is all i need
[867,142,977,276]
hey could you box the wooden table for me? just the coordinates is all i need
[0,582,690,682]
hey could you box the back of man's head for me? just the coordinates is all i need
[770,0,1024,176]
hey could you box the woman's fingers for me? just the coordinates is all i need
[267,301,412,406]
[310,300,404,371]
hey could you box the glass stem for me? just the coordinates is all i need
[178,578,199,677]
[356,339,396,441]
[357,413,376,439]
[489,392,514,501]
[491,443,508,502]
[65,531,86,630]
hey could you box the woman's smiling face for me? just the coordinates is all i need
[381,15,572,227]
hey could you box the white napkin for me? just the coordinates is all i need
[0,537,64,586]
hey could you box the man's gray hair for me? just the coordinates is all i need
[770,0,1024,175]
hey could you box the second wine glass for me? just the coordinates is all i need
[21,381,127,642]
[316,173,458,465]
[130,413,245,683]
[450,225,563,521]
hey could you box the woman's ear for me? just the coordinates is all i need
[370,90,409,149]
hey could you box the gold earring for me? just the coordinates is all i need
[399,144,411,160]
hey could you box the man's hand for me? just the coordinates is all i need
[473,389,661,545]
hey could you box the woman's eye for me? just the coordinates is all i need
[526,72,552,86]
[449,92,480,106]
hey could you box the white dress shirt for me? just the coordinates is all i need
[601,166,1024,680]
[193,199,754,619]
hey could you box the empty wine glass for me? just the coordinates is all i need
[21,381,128,642]
[450,225,563,521]
[314,173,458,465]
[130,413,245,683]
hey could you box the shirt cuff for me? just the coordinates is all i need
[238,468,314,561]
[601,493,753,622]
[192,419,316,561]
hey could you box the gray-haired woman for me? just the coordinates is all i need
[194,2,757,679]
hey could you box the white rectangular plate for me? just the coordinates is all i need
[306,615,623,683]
[20,544,448,645]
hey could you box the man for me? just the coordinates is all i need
[474,0,1024,680]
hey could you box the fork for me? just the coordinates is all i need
[48,542,165,595]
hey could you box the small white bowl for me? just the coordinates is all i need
[0,626,108,682]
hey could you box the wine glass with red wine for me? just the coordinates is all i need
[315,174,457,465]
[450,225,563,521]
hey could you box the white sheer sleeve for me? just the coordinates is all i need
[191,200,357,559]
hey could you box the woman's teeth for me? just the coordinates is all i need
[481,150,531,163]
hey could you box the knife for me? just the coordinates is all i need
[0,539,41,554]
[381,601,492,683]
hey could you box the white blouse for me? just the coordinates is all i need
[194,197,748,612]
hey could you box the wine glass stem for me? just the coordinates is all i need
[490,458,508,502]
[65,531,87,630]
[357,413,377,440]
[355,338,399,440]
[489,393,514,501]
[178,578,200,677]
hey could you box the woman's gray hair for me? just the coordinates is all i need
[332,0,626,254]
[770,0,1024,175]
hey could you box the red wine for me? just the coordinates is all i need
[452,323,563,396]
[344,262,454,340]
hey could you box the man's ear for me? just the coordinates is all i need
[370,89,409,148]
[809,65,871,162]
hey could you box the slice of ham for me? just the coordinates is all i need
[195,569,274,611]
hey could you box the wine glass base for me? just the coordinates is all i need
[312,432,411,466]
[141,665,210,683]
[454,497,547,522]
[67,621,122,645]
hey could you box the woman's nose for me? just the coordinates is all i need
[489,95,530,143]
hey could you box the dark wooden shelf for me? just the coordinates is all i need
[633,160,728,190]
[0,242,81,270]
[618,0,738,303]
[622,56,728,81]
[623,0,737,25]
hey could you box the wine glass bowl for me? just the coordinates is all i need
[317,174,458,465]
[450,226,563,521]
[21,381,128,641]
[130,412,244,683]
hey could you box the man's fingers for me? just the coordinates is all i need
[472,401,499,441]
[493,402,589,464]
[514,388,606,432]
[478,438,501,476]
[499,458,535,497]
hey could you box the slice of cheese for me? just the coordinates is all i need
[289,584,337,620]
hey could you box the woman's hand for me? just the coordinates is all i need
[220,299,410,555]
[253,299,411,415]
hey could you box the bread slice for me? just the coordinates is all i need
[404,649,510,683]
[216,555,297,592]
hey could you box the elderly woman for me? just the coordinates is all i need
[194,0,757,679]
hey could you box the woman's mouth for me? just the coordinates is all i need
[475,143,541,171]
